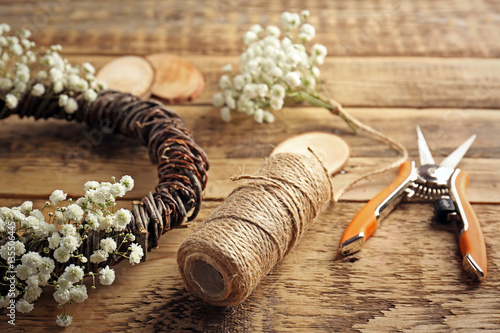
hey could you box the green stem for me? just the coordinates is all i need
[288,91,359,133]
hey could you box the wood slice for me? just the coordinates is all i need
[146,53,205,103]
[271,132,350,176]
[96,55,155,98]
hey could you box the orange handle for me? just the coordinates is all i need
[452,170,487,280]
[339,161,414,255]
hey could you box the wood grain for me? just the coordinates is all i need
[0,0,499,331]
[2,0,500,58]
[63,55,500,109]
[1,199,498,332]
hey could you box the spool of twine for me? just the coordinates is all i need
[177,152,333,306]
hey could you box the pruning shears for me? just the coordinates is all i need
[338,126,487,281]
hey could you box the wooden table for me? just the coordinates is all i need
[1,1,500,331]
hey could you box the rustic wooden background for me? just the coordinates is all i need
[1,0,500,331]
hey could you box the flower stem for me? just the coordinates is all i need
[288,91,359,133]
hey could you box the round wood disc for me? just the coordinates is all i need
[96,55,155,98]
[146,53,205,103]
[271,132,350,175]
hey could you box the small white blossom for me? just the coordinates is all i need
[115,208,131,230]
[243,30,258,45]
[53,80,64,93]
[56,314,73,327]
[82,62,95,74]
[61,224,77,237]
[100,238,117,253]
[65,204,84,222]
[48,232,61,249]
[70,285,88,303]
[62,264,84,283]
[219,75,232,90]
[57,276,73,290]
[20,201,33,213]
[64,97,78,114]
[90,249,109,263]
[49,189,67,205]
[53,288,71,305]
[84,88,97,101]
[53,247,71,263]
[60,235,79,252]
[129,243,144,265]
[31,82,45,96]
[99,265,116,285]
[285,71,301,88]
[16,264,36,280]
[120,175,134,191]
[253,108,264,123]
[212,92,225,107]
[58,94,68,107]
[221,64,232,72]
[16,299,34,313]
[5,93,18,109]
[39,257,55,275]
[220,107,231,122]
[21,251,43,269]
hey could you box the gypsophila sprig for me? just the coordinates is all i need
[213,11,357,130]
[0,176,144,327]
[0,23,106,114]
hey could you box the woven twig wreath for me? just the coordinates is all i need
[0,90,209,266]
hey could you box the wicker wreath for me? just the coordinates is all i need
[0,90,209,276]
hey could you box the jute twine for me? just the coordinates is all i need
[177,152,333,306]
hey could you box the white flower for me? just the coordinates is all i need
[281,11,301,31]
[57,276,73,290]
[56,314,73,327]
[90,249,108,263]
[70,285,88,303]
[61,224,77,237]
[220,106,231,122]
[53,80,64,93]
[233,75,245,91]
[0,77,13,89]
[99,265,116,285]
[212,92,225,107]
[21,251,42,269]
[37,70,47,80]
[85,213,100,230]
[270,84,286,99]
[82,62,95,74]
[24,285,42,303]
[5,93,18,109]
[266,25,281,38]
[84,180,100,191]
[311,44,327,64]
[1,241,27,260]
[31,82,45,96]
[53,288,71,305]
[26,275,39,288]
[20,201,33,213]
[65,204,84,222]
[129,243,144,265]
[49,189,67,205]
[225,95,236,110]
[48,232,61,249]
[270,97,284,111]
[110,182,126,197]
[58,94,68,107]
[253,108,264,123]
[120,175,134,191]
[0,296,10,308]
[84,88,97,101]
[219,74,232,90]
[48,67,63,81]
[16,264,36,280]
[64,97,78,114]
[285,71,301,88]
[63,264,84,283]
[53,247,71,263]
[301,10,310,20]
[243,30,258,45]
[21,215,40,230]
[299,23,316,42]
[115,209,131,230]
[263,111,275,123]
[39,257,55,275]
[60,235,79,252]
[100,237,117,253]
[16,299,34,313]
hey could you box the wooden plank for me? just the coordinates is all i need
[62,55,500,109]
[3,199,499,331]
[1,0,500,58]
[1,108,499,202]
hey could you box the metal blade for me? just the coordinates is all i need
[440,134,476,169]
[416,126,435,165]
